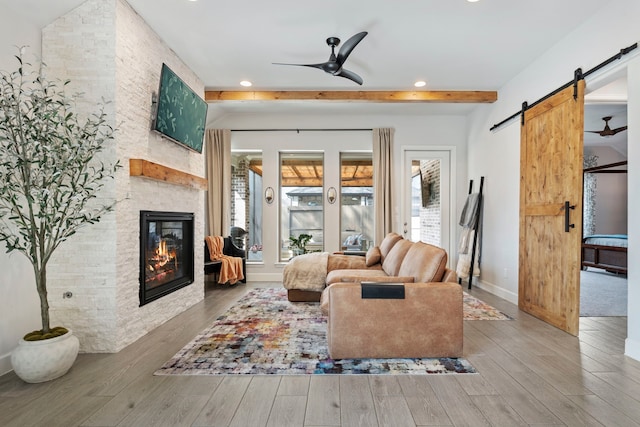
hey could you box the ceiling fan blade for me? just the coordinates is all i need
[272,62,327,70]
[612,125,628,134]
[335,68,363,85]
[336,31,368,65]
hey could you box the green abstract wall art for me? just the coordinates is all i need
[153,63,207,153]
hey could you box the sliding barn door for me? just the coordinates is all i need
[519,81,584,336]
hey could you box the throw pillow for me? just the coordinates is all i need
[365,246,382,267]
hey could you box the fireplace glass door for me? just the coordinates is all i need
[140,211,194,306]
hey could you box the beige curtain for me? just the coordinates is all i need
[205,129,231,237]
[373,128,394,245]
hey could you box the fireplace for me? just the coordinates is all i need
[139,210,194,306]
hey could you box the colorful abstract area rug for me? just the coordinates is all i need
[156,287,509,376]
[463,291,513,320]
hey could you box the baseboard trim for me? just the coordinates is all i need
[0,353,12,377]
[246,272,283,282]
[625,337,640,362]
[473,279,518,305]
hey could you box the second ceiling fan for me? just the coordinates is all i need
[586,116,627,137]
[274,31,368,85]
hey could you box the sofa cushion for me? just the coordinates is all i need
[365,246,382,266]
[326,268,390,285]
[381,239,413,276]
[397,241,448,283]
[378,232,403,262]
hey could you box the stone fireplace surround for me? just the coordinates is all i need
[41,0,205,353]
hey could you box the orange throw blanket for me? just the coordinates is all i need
[205,236,244,284]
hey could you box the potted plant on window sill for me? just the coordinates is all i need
[288,233,312,258]
[0,49,120,383]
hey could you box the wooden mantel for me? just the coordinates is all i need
[129,159,207,191]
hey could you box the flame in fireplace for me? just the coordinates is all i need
[146,237,179,284]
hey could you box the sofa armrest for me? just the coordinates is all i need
[442,268,458,283]
[325,281,463,359]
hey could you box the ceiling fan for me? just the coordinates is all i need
[586,116,627,137]
[273,31,368,85]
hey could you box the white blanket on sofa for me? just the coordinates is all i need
[283,252,329,292]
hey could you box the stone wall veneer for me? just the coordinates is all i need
[419,160,441,246]
[583,155,598,237]
[42,0,205,352]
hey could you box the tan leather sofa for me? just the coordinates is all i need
[285,232,457,302]
[323,281,463,359]
[326,232,457,286]
[319,233,463,359]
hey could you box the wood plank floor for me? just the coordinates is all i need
[1,281,639,426]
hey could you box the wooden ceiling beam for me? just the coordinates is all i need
[342,178,373,187]
[205,90,497,104]
[282,160,322,166]
[282,178,323,187]
[290,166,304,179]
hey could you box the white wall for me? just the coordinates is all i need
[211,113,468,281]
[467,0,640,360]
[0,8,44,376]
[626,58,640,361]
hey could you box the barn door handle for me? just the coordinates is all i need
[564,201,576,232]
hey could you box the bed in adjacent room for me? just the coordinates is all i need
[581,234,627,274]
[581,160,627,275]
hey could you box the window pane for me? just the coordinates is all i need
[280,152,324,261]
[231,151,263,261]
[340,153,373,251]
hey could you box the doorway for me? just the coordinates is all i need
[581,85,629,317]
[402,148,454,263]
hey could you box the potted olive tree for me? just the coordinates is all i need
[0,50,120,383]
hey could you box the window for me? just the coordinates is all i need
[340,153,374,251]
[231,151,262,261]
[280,152,324,261]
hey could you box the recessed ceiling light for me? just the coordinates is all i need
[240,80,252,87]
[467,0,480,2]
[414,81,426,88]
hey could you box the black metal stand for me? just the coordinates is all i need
[459,177,484,289]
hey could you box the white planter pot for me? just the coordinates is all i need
[11,329,80,383]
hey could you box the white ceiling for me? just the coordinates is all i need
[584,76,628,154]
[1,0,629,150]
